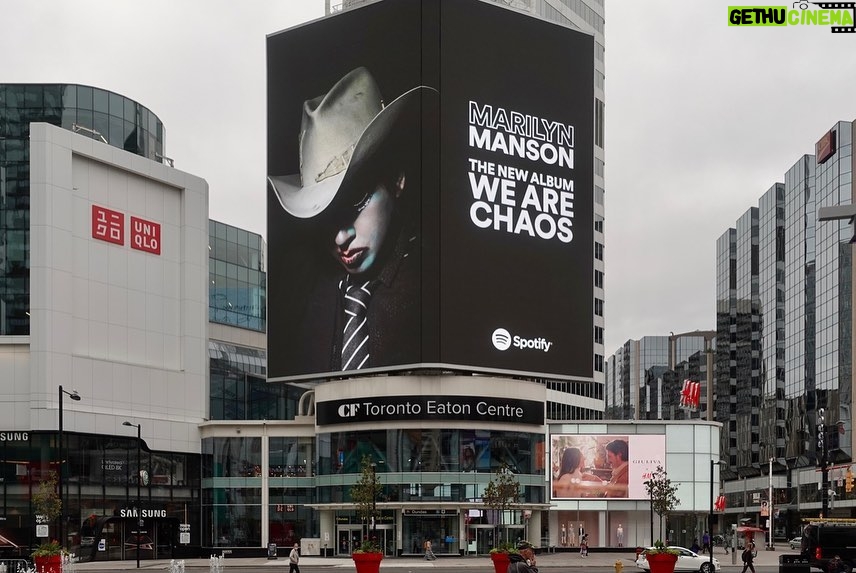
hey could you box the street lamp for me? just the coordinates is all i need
[768,457,774,551]
[58,386,80,550]
[370,462,377,541]
[710,459,726,571]
[123,421,142,569]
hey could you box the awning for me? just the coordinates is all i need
[736,526,766,534]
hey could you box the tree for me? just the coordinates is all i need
[644,465,680,544]
[32,470,62,523]
[482,463,521,551]
[350,455,383,549]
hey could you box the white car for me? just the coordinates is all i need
[636,546,721,573]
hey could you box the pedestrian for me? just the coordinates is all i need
[690,538,701,553]
[724,534,731,555]
[828,554,846,573]
[740,542,756,573]
[702,531,711,555]
[579,533,588,557]
[424,538,435,561]
[289,542,300,573]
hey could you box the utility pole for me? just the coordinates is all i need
[817,408,829,517]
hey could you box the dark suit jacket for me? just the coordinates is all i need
[291,230,420,374]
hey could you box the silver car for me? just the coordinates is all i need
[789,537,802,550]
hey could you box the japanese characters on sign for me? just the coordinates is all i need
[91,205,161,255]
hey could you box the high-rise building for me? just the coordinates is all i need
[0,84,166,335]
[716,120,855,535]
[0,84,207,559]
[605,332,715,420]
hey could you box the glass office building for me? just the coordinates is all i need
[0,84,165,335]
[716,120,856,538]
[0,94,205,562]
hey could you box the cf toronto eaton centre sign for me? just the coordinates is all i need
[316,396,544,426]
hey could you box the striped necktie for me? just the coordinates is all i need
[341,280,376,370]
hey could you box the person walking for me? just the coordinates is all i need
[289,542,300,573]
[740,542,756,573]
[423,538,436,561]
[702,531,711,555]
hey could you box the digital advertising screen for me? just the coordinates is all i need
[266,0,437,381]
[266,0,593,382]
[550,433,666,500]
[437,0,595,381]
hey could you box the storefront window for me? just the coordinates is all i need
[203,437,262,478]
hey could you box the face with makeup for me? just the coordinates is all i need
[330,174,404,275]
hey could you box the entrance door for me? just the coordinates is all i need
[337,526,363,555]
[374,525,394,555]
[469,525,495,555]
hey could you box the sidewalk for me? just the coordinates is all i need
[72,544,797,570]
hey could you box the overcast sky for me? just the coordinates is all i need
[4,1,855,357]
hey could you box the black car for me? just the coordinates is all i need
[800,520,856,573]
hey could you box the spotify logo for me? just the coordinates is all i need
[492,328,512,351]
[491,328,553,353]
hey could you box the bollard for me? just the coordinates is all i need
[614,559,624,573]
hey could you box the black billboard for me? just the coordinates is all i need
[267,0,593,381]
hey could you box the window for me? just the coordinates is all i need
[594,326,604,345]
[595,242,604,261]
[595,298,604,316]
[595,99,605,148]
[595,354,604,372]
[595,269,604,288]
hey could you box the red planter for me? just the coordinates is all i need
[34,555,62,573]
[352,552,384,573]
[490,552,510,573]
[646,552,678,573]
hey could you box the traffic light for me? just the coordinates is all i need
[817,408,827,466]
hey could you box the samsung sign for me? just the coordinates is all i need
[317,396,543,426]
[0,432,29,442]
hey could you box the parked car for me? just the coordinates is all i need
[636,546,721,573]
[789,536,802,550]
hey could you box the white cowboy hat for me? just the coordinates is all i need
[269,66,436,219]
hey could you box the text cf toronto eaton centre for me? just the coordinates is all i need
[337,400,525,419]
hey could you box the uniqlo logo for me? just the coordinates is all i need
[130,216,161,255]
[92,205,124,245]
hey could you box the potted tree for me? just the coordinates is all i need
[350,456,383,573]
[643,466,681,573]
[642,540,682,573]
[31,471,65,573]
[483,464,521,573]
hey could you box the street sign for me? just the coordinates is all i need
[179,523,190,532]
[180,532,190,544]
[36,524,48,538]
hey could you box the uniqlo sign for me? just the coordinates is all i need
[130,216,161,255]
[91,205,161,256]
[92,205,124,245]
